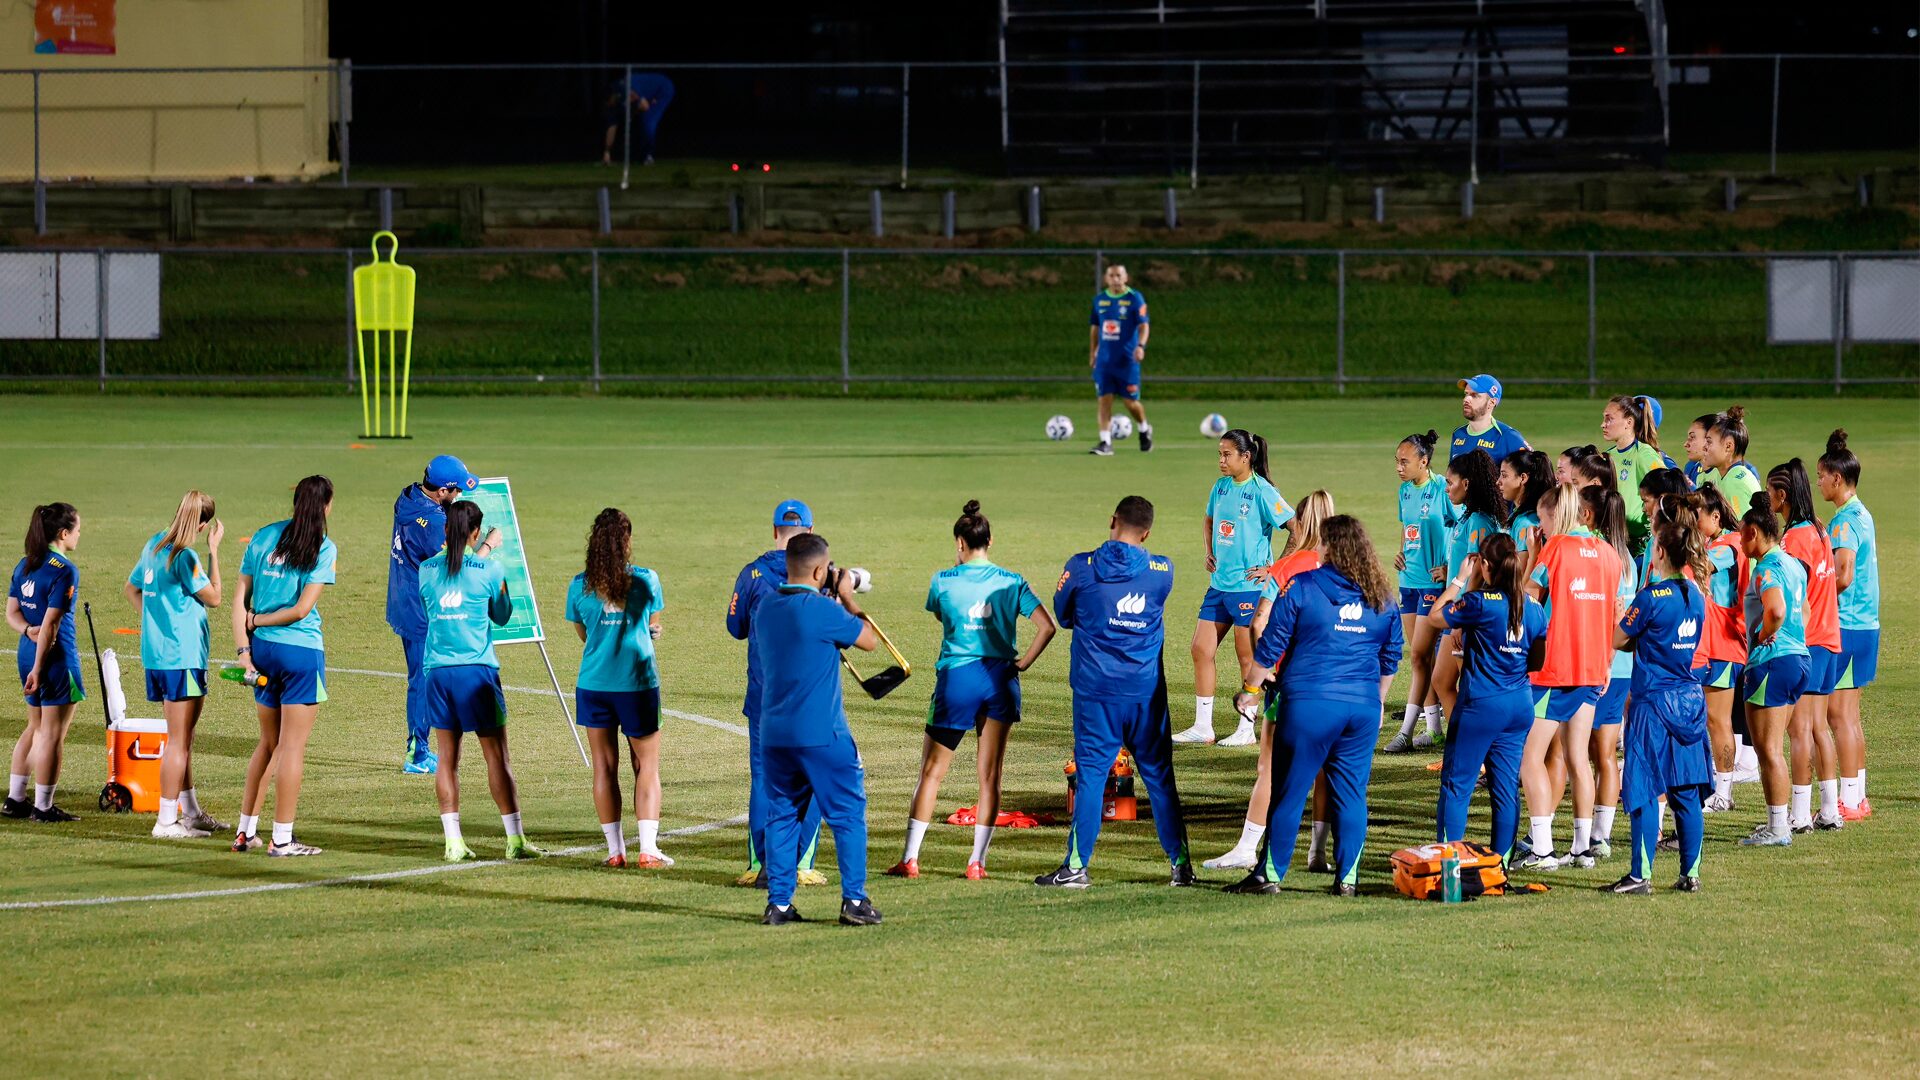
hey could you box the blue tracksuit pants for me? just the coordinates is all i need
[747,710,821,872]
[1065,685,1190,871]
[1264,697,1378,887]
[1436,689,1533,861]
[401,635,428,757]
[763,733,868,908]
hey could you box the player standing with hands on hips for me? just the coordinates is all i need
[6,503,84,823]
[1087,263,1154,456]
[753,533,884,927]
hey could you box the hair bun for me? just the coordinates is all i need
[1725,404,1746,422]
[1423,428,1438,444]
[962,499,982,516]
[1748,491,1770,513]
[1827,428,1849,453]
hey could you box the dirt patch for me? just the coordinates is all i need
[650,272,686,288]
[1214,262,1251,283]
[1353,261,1404,282]
[1021,266,1062,286]
[526,263,567,282]
[1426,260,1468,287]
[1140,260,1182,287]
[476,263,509,283]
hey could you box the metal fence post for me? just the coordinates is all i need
[1189,62,1200,191]
[338,59,352,186]
[1586,252,1598,397]
[840,249,851,393]
[591,250,602,393]
[1468,53,1480,185]
[345,250,355,389]
[1335,251,1346,394]
[32,71,44,235]
[900,63,910,189]
[620,64,634,191]
[1093,249,1104,290]
[1768,55,1781,176]
[997,0,1010,149]
[1832,255,1845,395]
[96,250,108,392]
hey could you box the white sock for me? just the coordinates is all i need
[238,813,260,838]
[1658,800,1669,835]
[1767,804,1789,835]
[33,783,53,811]
[440,812,463,843]
[636,818,661,855]
[180,787,202,816]
[8,773,26,801]
[970,824,995,865]
[1397,704,1420,738]
[902,817,930,861]
[1840,774,1863,808]
[1735,742,1759,771]
[1237,818,1268,854]
[1138,422,1153,435]
[1572,818,1592,854]
[1713,771,1733,800]
[1858,768,1868,797]
[1309,820,1329,860]
[501,811,524,839]
[600,821,624,857]
[271,820,293,845]
[1422,704,1442,735]
[1594,804,1616,842]
[1818,780,1839,818]
[158,798,180,827]
[1195,696,1215,732]
[1790,784,1812,824]
[1528,816,1553,856]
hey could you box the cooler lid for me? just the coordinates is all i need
[109,716,168,734]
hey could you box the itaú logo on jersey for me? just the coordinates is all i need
[1568,577,1607,602]
[964,600,990,622]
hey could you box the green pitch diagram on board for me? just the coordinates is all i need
[462,477,545,645]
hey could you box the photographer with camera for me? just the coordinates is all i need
[752,532,884,926]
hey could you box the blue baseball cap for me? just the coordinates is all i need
[1635,394,1664,429]
[1458,373,1503,402]
[772,498,813,528]
[424,454,479,493]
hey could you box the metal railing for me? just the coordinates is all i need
[1,246,1913,396]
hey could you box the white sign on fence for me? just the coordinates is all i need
[0,252,161,340]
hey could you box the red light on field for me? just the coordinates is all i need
[762,163,772,172]
[1612,45,1628,54]
[731,163,740,171]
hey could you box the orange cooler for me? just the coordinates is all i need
[105,716,167,813]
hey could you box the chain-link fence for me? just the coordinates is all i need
[1,246,1913,396]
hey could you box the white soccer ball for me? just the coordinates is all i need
[1200,412,1229,438]
[1046,415,1075,441]
[1108,416,1134,441]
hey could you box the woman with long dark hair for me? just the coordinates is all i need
[1423,448,1506,731]
[1386,430,1449,754]
[1580,484,1635,862]
[1600,394,1668,556]
[1818,430,1876,820]
[1738,492,1809,848]
[1692,482,1749,815]
[567,508,671,868]
[1768,459,1843,833]
[4,503,84,823]
[1501,448,1554,581]
[1700,406,1763,511]
[231,476,336,856]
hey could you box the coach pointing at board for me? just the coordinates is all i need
[388,454,499,775]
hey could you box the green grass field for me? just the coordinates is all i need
[2,394,1915,1076]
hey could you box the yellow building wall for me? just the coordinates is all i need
[0,0,334,180]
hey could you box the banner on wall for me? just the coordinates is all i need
[34,0,117,55]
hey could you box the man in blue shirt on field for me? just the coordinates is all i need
[1087,263,1155,457]
[1450,373,1530,464]
[601,71,675,166]
[752,532,883,926]
[1036,495,1193,888]
[387,454,498,774]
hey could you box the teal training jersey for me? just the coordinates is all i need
[566,566,664,691]
[1828,496,1879,630]
[1746,546,1809,666]
[925,560,1042,671]
[1397,475,1453,588]
[1447,510,1501,583]
[1508,509,1540,555]
[1206,473,1293,592]
[128,532,212,670]
[1608,555,1639,677]
[417,551,511,669]
[240,521,337,651]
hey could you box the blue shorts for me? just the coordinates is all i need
[1093,361,1141,400]
[1836,628,1879,690]
[1701,658,1743,690]
[426,664,507,733]
[1594,675,1630,727]
[1399,587,1440,616]
[927,658,1021,730]
[15,641,84,708]
[575,686,661,739]
[250,638,326,708]
[1532,684,1601,723]
[145,668,207,703]
[1198,587,1260,628]
[1744,654,1809,709]
[1805,647,1840,696]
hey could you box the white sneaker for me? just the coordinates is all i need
[1703,792,1736,813]
[152,820,211,840]
[1218,719,1259,748]
[1411,730,1438,750]
[1202,847,1257,870]
[1171,723,1217,746]
[1729,766,1761,785]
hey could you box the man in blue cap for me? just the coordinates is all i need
[727,498,828,888]
[387,454,500,774]
[1450,373,1530,464]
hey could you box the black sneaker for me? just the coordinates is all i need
[1330,882,1358,897]
[1223,871,1279,895]
[838,897,883,926]
[762,903,804,926]
[1169,861,1195,887]
[1089,441,1113,457]
[1138,427,1153,453]
[0,796,28,819]
[1656,832,1680,853]
[29,804,76,823]
[1601,875,1651,895]
[1672,875,1702,893]
[1033,865,1091,888]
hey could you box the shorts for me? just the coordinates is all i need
[926,658,1021,732]
[1093,361,1141,400]
[1701,658,1743,690]
[1835,628,1879,690]
[1399,587,1440,615]
[425,664,507,733]
[1531,684,1601,723]
[15,641,84,708]
[575,686,661,739]
[250,638,326,708]
[1805,647,1840,696]
[1594,675,1630,727]
[1743,654,1809,709]
[145,668,207,703]
[1198,587,1261,628]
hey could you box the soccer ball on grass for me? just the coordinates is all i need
[1108,416,1134,442]
[1045,415,1075,441]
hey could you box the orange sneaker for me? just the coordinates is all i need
[631,852,672,868]
[1839,798,1873,822]
[603,854,627,869]
[885,858,920,878]
[965,861,988,880]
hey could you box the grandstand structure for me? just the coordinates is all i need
[999,0,1668,174]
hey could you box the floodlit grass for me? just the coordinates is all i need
[0,395,1913,1076]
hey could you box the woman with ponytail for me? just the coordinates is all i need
[1501,449,1554,580]
[1414,448,1506,746]
[1737,491,1809,848]
[4,503,84,822]
[1700,406,1763,511]
[1768,459,1843,833]
[567,508,670,869]
[1580,484,1635,862]
[124,490,227,839]
[1427,532,1547,863]
[231,476,336,856]
[1601,394,1669,556]
[1817,429,1875,819]
[419,500,541,863]
[1691,483,1751,813]
[1177,429,1295,748]
[1387,430,1450,754]
[889,499,1055,881]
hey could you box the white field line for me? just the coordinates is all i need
[0,813,749,911]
